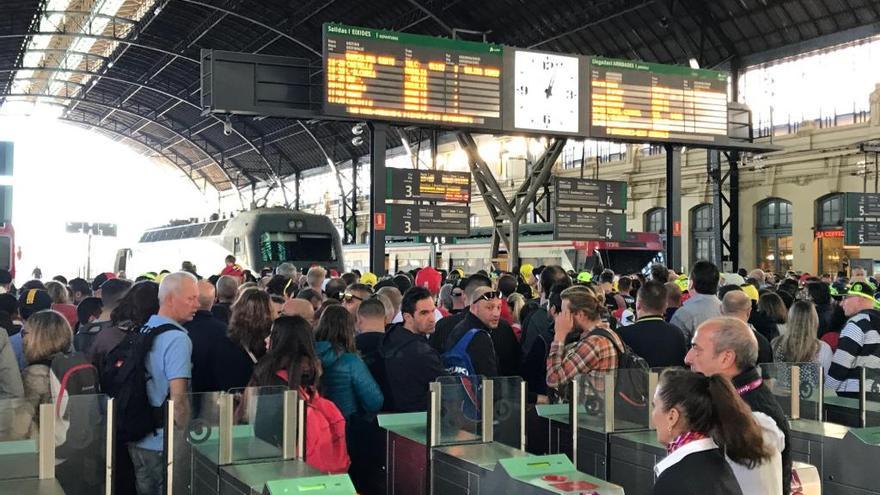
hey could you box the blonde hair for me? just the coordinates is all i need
[508,293,526,324]
[560,285,602,321]
[45,280,69,304]
[23,310,72,363]
[772,300,820,363]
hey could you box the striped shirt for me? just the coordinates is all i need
[546,328,620,389]
[826,309,880,393]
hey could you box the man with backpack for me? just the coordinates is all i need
[123,272,198,495]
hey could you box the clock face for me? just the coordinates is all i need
[513,50,579,133]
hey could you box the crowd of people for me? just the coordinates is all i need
[0,254,876,495]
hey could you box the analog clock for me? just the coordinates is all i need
[513,50,579,133]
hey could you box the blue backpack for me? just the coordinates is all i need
[441,329,481,377]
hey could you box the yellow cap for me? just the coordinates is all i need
[360,272,378,286]
[520,263,534,280]
[741,284,759,301]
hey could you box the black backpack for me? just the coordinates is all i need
[589,327,650,422]
[99,323,179,443]
[73,320,113,356]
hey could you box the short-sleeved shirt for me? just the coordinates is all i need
[135,314,192,452]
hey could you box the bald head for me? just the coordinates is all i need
[282,298,315,324]
[721,290,752,321]
[197,280,216,310]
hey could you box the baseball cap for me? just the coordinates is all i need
[360,272,378,286]
[91,272,117,292]
[577,271,593,283]
[741,284,760,302]
[415,267,441,295]
[19,289,52,320]
[841,281,877,303]
[520,263,534,281]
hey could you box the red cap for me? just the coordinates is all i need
[415,266,441,295]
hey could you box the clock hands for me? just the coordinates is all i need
[545,71,556,98]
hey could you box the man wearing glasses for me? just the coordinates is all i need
[342,283,372,316]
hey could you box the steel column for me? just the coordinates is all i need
[369,123,388,275]
[665,144,682,272]
[710,149,724,268]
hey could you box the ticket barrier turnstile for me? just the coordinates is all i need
[537,371,655,481]
[180,388,354,495]
[379,376,620,495]
[260,474,355,494]
[482,454,624,495]
[0,395,111,495]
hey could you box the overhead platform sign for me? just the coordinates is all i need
[386,168,471,203]
[386,204,470,237]
[554,210,626,242]
[844,192,880,245]
[555,178,627,210]
[588,57,729,144]
[323,23,503,129]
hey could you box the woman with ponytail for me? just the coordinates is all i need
[651,369,773,495]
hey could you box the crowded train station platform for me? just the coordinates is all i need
[2,0,880,494]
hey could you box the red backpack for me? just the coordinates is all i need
[300,385,350,473]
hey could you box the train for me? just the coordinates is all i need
[114,208,345,277]
[116,209,663,279]
[343,223,665,275]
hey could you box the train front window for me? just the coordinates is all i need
[260,232,336,263]
[0,236,10,270]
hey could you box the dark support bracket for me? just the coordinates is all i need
[294,171,301,210]
[369,123,388,275]
[458,132,566,266]
[665,144,683,272]
[709,150,740,271]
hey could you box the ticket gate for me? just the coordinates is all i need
[0,395,110,495]
[379,376,620,495]
[179,387,354,495]
[537,370,656,481]
[483,454,624,495]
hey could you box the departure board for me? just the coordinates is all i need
[386,168,471,203]
[554,211,626,241]
[589,57,729,143]
[323,23,503,128]
[845,193,880,218]
[386,204,470,237]
[555,178,627,210]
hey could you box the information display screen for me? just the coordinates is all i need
[845,221,880,246]
[386,204,470,237]
[323,23,503,128]
[386,168,471,203]
[554,211,626,241]
[589,57,728,143]
[555,178,627,210]
[845,192,880,218]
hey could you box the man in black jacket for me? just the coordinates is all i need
[519,266,570,399]
[446,286,503,377]
[380,286,445,412]
[618,281,687,367]
[185,280,246,393]
[685,316,790,495]
[429,274,521,376]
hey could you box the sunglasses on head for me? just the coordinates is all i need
[475,291,500,302]
[342,292,364,303]
[452,290,464,297]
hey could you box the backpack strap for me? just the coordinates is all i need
[589,327,624,356]
[451,329,482,354]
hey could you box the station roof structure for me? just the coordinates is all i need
[1,0,878,193]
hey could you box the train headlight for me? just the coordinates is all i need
[296,221,304,229]
[289,220,305,229]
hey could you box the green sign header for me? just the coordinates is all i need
[591,56,727,81]
[324,23,503,55]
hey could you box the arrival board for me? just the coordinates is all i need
[323,23,503,129]
[386,204,470,237]
[589,57,728,143]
